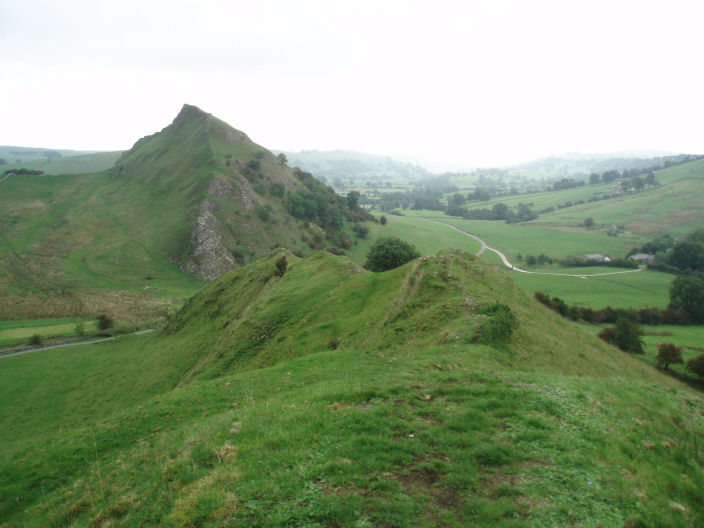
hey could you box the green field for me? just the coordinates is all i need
[346,214,482,264]
[352,213,675,311]
[511,269,673,309]
[1,250,702,527]
[580,323,704,378]
[0,318,98,348]
[1,150,123,176]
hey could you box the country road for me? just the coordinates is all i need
[420,217,644,279]
[0,328,156,359]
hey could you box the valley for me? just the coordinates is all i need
[1,107,703,528]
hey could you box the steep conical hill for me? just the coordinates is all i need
[0,105,371,320]
[109,104,368,280]
[2,249,703,527]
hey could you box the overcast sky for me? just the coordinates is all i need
[1,0,703,169]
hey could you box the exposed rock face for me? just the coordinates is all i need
[181,200,236,281]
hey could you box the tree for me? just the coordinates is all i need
[686,354,704,378]
[656,343,684,370]
[276,153,288,166]
[668,275,704,323]
[669,240,704,271]
[346,190,360,209]
[598,317,644,354]
[645,171,657,187]
[584,217,595,228]
[364,237,420,272]
[450,193,466,206]
[379,215,387,225]
[589,173,600,185]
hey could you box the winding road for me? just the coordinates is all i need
[420,217,644,279]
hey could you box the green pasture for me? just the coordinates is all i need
[510,269,673,309]
[414,216,642,261]
[353,214,676,311]
[0,318,98,348]
[1,151,122,176]
[580,323,704,379]
[346,214,482,264]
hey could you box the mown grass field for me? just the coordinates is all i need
[1,250,702,527]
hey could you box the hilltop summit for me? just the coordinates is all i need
[108,104,368,280]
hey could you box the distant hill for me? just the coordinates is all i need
[0,104,370,320]
[0,145,100,163]
[1,150,123,175]
[279,149,432,185]
[508,152,700,181]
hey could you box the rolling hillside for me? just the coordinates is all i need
[1,150,123,175]
[1,250,702,527]
[0,104,370,321]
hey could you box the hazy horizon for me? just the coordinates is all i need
[2,1,703,169]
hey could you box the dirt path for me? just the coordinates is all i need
[420,217,644,279]
[0,328,156,359]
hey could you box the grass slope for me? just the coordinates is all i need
[1,250,702,527]
[1,151,123,175]
[0,105,365,321]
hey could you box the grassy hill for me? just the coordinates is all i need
[1,250,702,527]
[1,150,123,176]
[0,105,369,321]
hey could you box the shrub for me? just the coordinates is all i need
[364,237,420,272]
[75,321,86,337]
[28,333,44,346]
[97,314,114,330]
[656,343,684,370]
[268,181,285,198]
[686,354,704,378]
[274,255,287,277]
[352,223,369,238]
[255,205,273,221]
[477,303,519,346]
[380,215,387,225]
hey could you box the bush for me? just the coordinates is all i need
[28,333,44,346]
[656,343,684,370]
[268,181,285,198]
[274,255,287,277]
[380,215,387,226]
[364,237,420,272]
[477,303,519,346]
[75,321,86,337]
[598,317,644,354]
[352,223,369,238]
[686,354,704,378]
[97,314,114,330]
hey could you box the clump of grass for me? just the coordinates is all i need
[476,303,519,346]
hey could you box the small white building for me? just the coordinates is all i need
[584,253,611,263]
[628,253,655,264]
